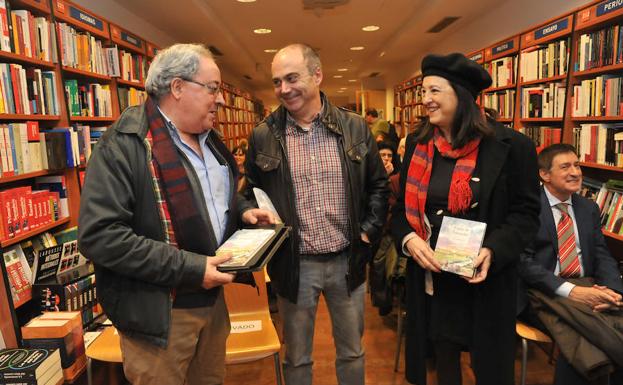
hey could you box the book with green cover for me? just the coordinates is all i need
[434,216,487,278]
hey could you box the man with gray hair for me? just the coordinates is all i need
[78,43,272,385]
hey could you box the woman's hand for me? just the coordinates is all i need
[465,247,493,284]
[405,236,441,272]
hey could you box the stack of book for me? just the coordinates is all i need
[0,348,63,385]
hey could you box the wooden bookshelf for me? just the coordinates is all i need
[482,36,520,122]
[0,0,265,351]
[0,114,61,120]
[1,216,70,247]
[116,78,145,89]
[393,0,623,267]
[61,66,113,82]
[0,169,61,183]
[0,50,55,69]
[580,162,623,172]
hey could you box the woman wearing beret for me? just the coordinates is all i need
[391,53,541,385]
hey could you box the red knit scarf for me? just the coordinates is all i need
[405,128,480,239]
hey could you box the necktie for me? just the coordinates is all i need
[556,203,580,278]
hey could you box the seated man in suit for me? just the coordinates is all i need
[517,143,623,385]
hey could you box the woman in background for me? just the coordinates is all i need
[232,145,247,192]
[391,53,540,385]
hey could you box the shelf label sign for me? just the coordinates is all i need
[469,52,483,62]
[535,18,569,40]
[493,40,514,55]
[597,0,623,17]
[121,32,143,50]
[69,6,104,31]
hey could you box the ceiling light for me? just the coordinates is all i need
[337,68,348,72]
[362,25,380,32]
[379,51,386,57]
[348,79,357,82]
[237,0,256,2]
[337,90,345,93]
[264,49,278,53]
[333,75,343,78]
[253,28,272,34]
[340,87,347,90]
[350,46,365,51]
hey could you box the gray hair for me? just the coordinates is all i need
[145,43,214,99]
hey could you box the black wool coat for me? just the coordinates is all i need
[391,120,541,385]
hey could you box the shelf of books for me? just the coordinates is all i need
[218,82,264,149]
[482,35,520,124]
[517,13,573,151]
[392,0,623,262]
[567,0,623,170]
[393,75,424,136]
[0,0,266,357]
[110,22,147,113]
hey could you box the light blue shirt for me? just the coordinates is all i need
[544,187,584,298]
[158,107,231,245]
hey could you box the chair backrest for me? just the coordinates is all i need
[225,270,269,318]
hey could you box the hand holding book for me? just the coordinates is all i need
[405,235,440,273]
[463,247,493,284]
[202,254,235,289]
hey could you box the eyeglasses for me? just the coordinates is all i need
[181,78,222,95]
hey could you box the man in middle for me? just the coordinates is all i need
[240,43,389,385]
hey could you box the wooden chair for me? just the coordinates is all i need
[516,320,553,385]
[225,269,283,385]
[85,326,123,385]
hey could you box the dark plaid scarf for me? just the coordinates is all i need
[405,127,480,239]
[144,98,211,254]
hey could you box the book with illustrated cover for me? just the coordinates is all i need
[216,224,290,272]
[434,217,487,278]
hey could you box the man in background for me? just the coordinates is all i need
[365,108,389,140]
[79,43,271,385]
[518,143,623,385]
[241,43,389,385]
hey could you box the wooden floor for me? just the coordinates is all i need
[224,293,556,385]
[83,292,556,385]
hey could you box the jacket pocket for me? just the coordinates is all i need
[347,142,368,163]
[255,152,281,172]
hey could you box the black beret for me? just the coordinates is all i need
[421,53,492,98]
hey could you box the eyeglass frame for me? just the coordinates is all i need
[179,77,222,95]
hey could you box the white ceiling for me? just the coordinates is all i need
[75,0,588,106]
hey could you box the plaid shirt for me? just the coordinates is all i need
[285,111,350,254]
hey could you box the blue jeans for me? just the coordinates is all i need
[277,253,365,385]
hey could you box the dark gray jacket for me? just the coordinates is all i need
[78,104,239,347]
[240,94,389,303]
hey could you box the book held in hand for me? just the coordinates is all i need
[216,224,290,272]
[434,217,487,278]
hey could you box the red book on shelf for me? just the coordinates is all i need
[552,128,561,144]
[26,120,39,141]
[9,188,20,236]
[16,186,31,233]
[9,64,22,114]
[0,189,12,239]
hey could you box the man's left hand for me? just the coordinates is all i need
[361,232,370,244]
[465,247,493,284]
[242,209,277,225]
